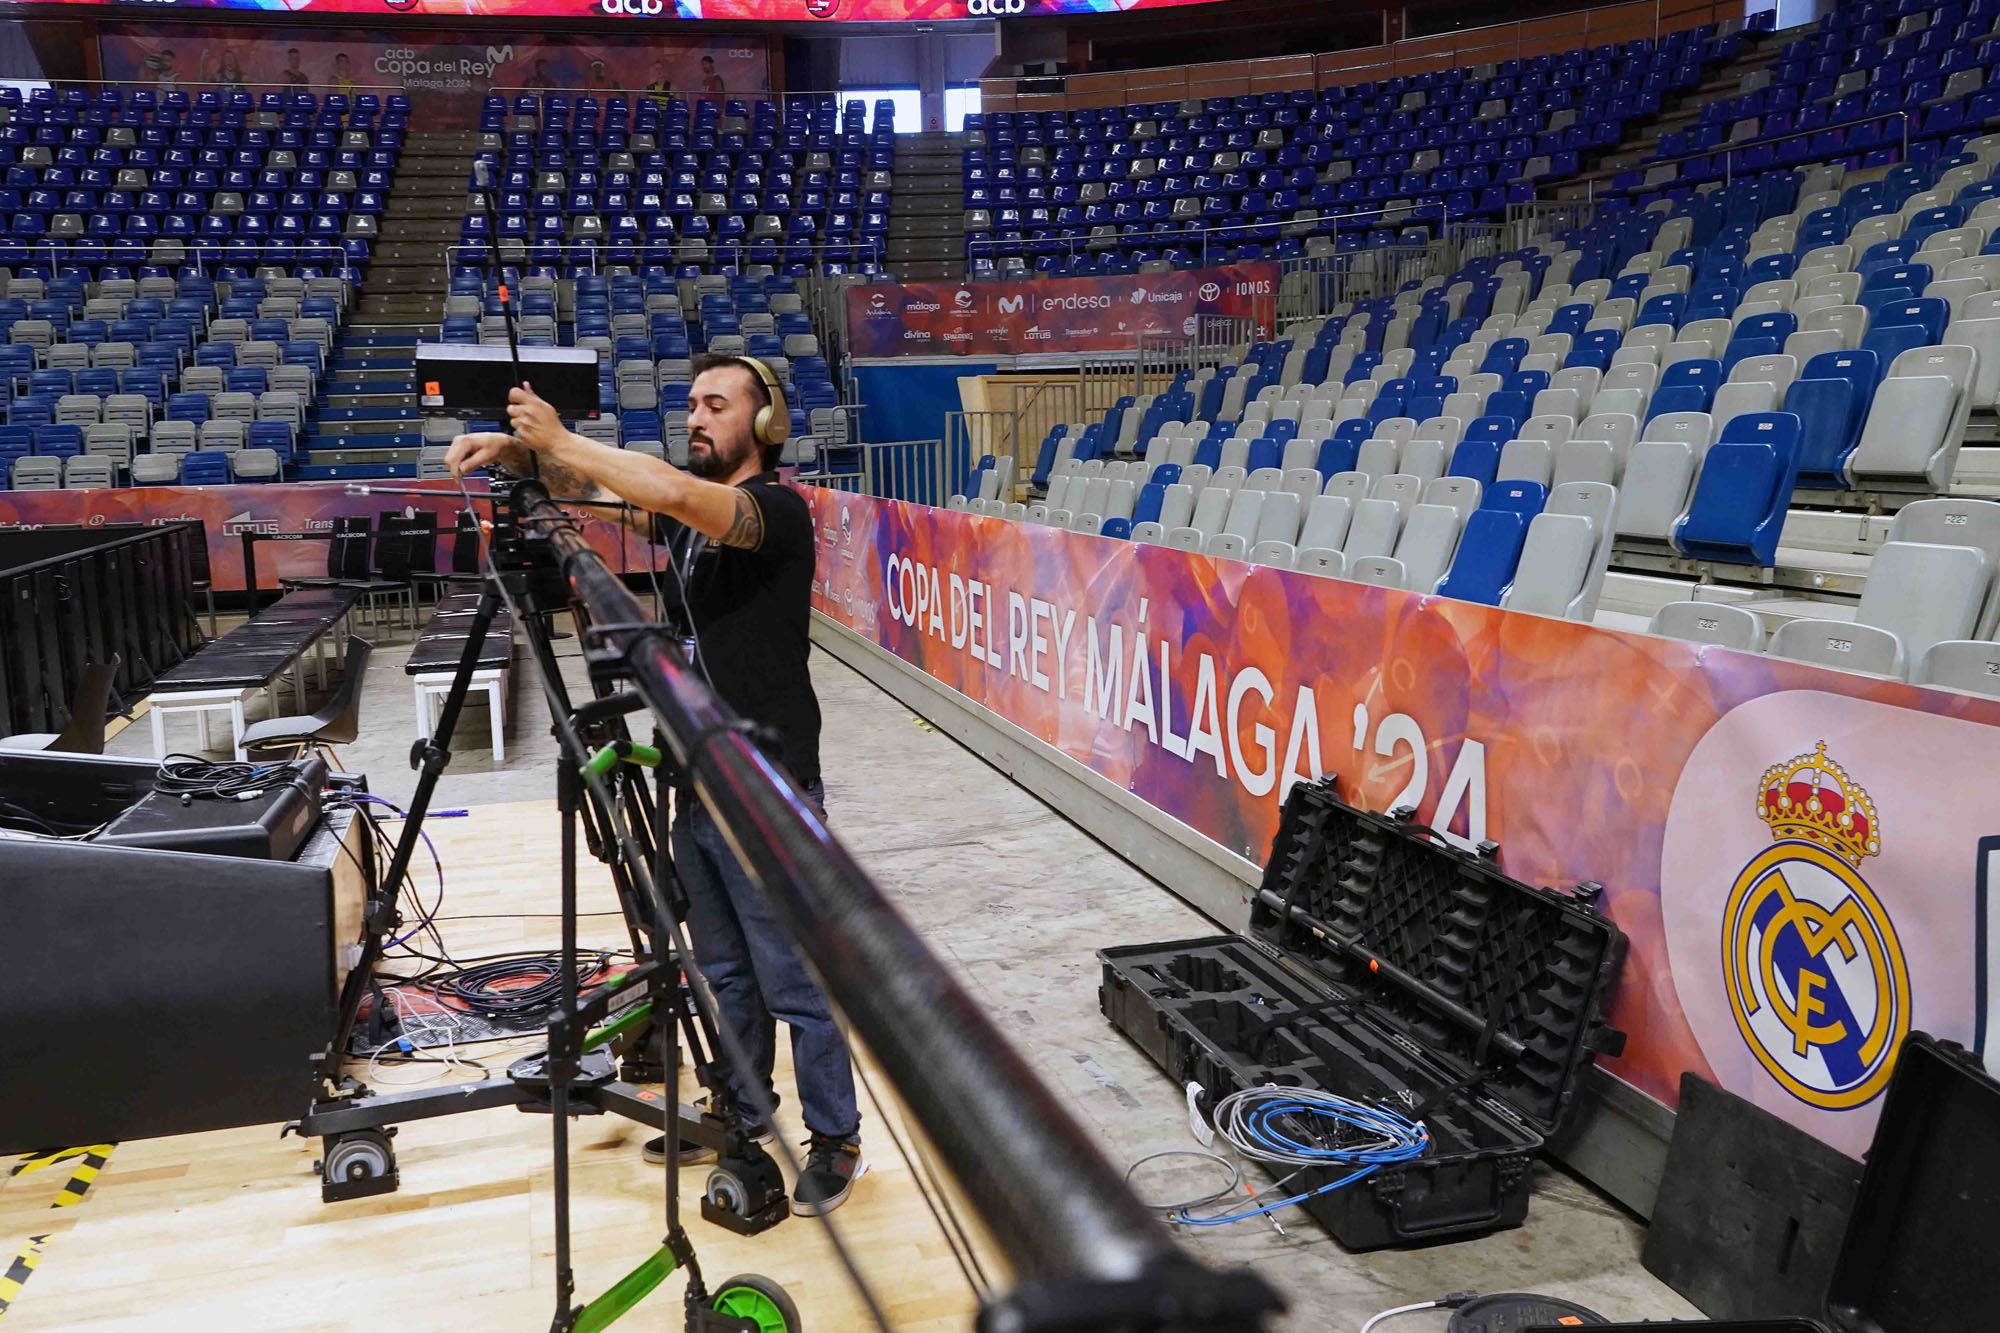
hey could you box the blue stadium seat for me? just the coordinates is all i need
[1785,349,1878,488]
[1672,411,1803,566]
[1435,508,1532,606]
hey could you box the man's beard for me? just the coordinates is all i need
[687,433,752,479]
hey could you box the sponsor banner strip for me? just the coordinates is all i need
[804,486,2000,1155]
[844,262,1279,359]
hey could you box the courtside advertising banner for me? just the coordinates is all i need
[98,26,772,128]
[806,486,2000,1156]
[845,263,1280,360]
[54,0,1221,18]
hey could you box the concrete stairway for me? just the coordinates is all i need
[299,131,475,478]
[886,131,966,282]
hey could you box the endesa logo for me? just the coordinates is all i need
[966,0,1029,12]
[600,0,664,13]
[1041,293,1110,311]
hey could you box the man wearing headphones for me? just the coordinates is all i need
[444,354,865,1218]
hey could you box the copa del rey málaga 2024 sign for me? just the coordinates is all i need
[844,262,1279,359]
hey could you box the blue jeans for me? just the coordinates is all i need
[675,780,860,1142]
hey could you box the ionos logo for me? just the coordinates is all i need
[600,0,663,13]
[997,294,1025,314]
[967,0,1028,13]
[1198,282,1222,301]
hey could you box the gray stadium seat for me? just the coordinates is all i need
[1133,483,1194,545]
[1346,556,1404,588]
[1847,345,1975,490]
[1649,600,1765,651]
[230,448,282,482]
[1292,494,1354,572]
[1389,501,1469,592]
[83,422,133,467]
[129,453,179,485]
[1767,540,1992,679]
[151,421,197,454]
[1887,497,2000,636]
[1341,498,1403,561]
[62,455,114,489]
[1502,513,1599,618]
[1915,639,2000,696]
[1766,619,1907,678]
[1204,489,1267,559]
[10,457,60,490]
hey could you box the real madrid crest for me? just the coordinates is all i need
[1720,742,1910,1110]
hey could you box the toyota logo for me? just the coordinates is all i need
[1198,282,1221,301]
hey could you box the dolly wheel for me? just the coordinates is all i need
[711,1274,800,1333]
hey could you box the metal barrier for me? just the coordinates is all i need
[856,437,972,508]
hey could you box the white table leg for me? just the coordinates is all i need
[488,680,504,763]
[150,701,167,758]
[195,705,210,751]
[230,697,247,761]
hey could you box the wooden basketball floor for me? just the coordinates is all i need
[0,801,996,1331]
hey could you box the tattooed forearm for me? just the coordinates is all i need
[717,489,766,550]
[537,453,602,504]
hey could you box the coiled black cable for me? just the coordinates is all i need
[420,951,611,1019]
[154,754,293,800]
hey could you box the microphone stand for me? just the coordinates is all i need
[469,156,539,482]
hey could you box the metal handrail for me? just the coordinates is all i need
[1567,106,1916,192]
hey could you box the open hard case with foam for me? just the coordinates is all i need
[1525,1031,1998,1332]
[1098,778,1627,1249]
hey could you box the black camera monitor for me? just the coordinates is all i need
[415,344,602,419]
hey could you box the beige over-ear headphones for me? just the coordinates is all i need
[726,355,790,451]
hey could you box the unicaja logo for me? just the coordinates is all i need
[1129,289,1147,305]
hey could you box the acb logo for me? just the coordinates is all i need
[600,0,664,14]
[1721,742,1910,1110]
[967,0,1028,13]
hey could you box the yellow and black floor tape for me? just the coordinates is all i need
[0,1144,117,1321]
[0,1235,49,1320]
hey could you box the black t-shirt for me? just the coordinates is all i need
[651,473,821,789]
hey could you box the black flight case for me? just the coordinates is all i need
[1099,777,1628,1249]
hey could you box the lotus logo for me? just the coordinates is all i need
[1129,288,1148,305]
[954,289,974,308]
[1198,282,1221,301]
[997,294,1025,314]
[805,0,840,13]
